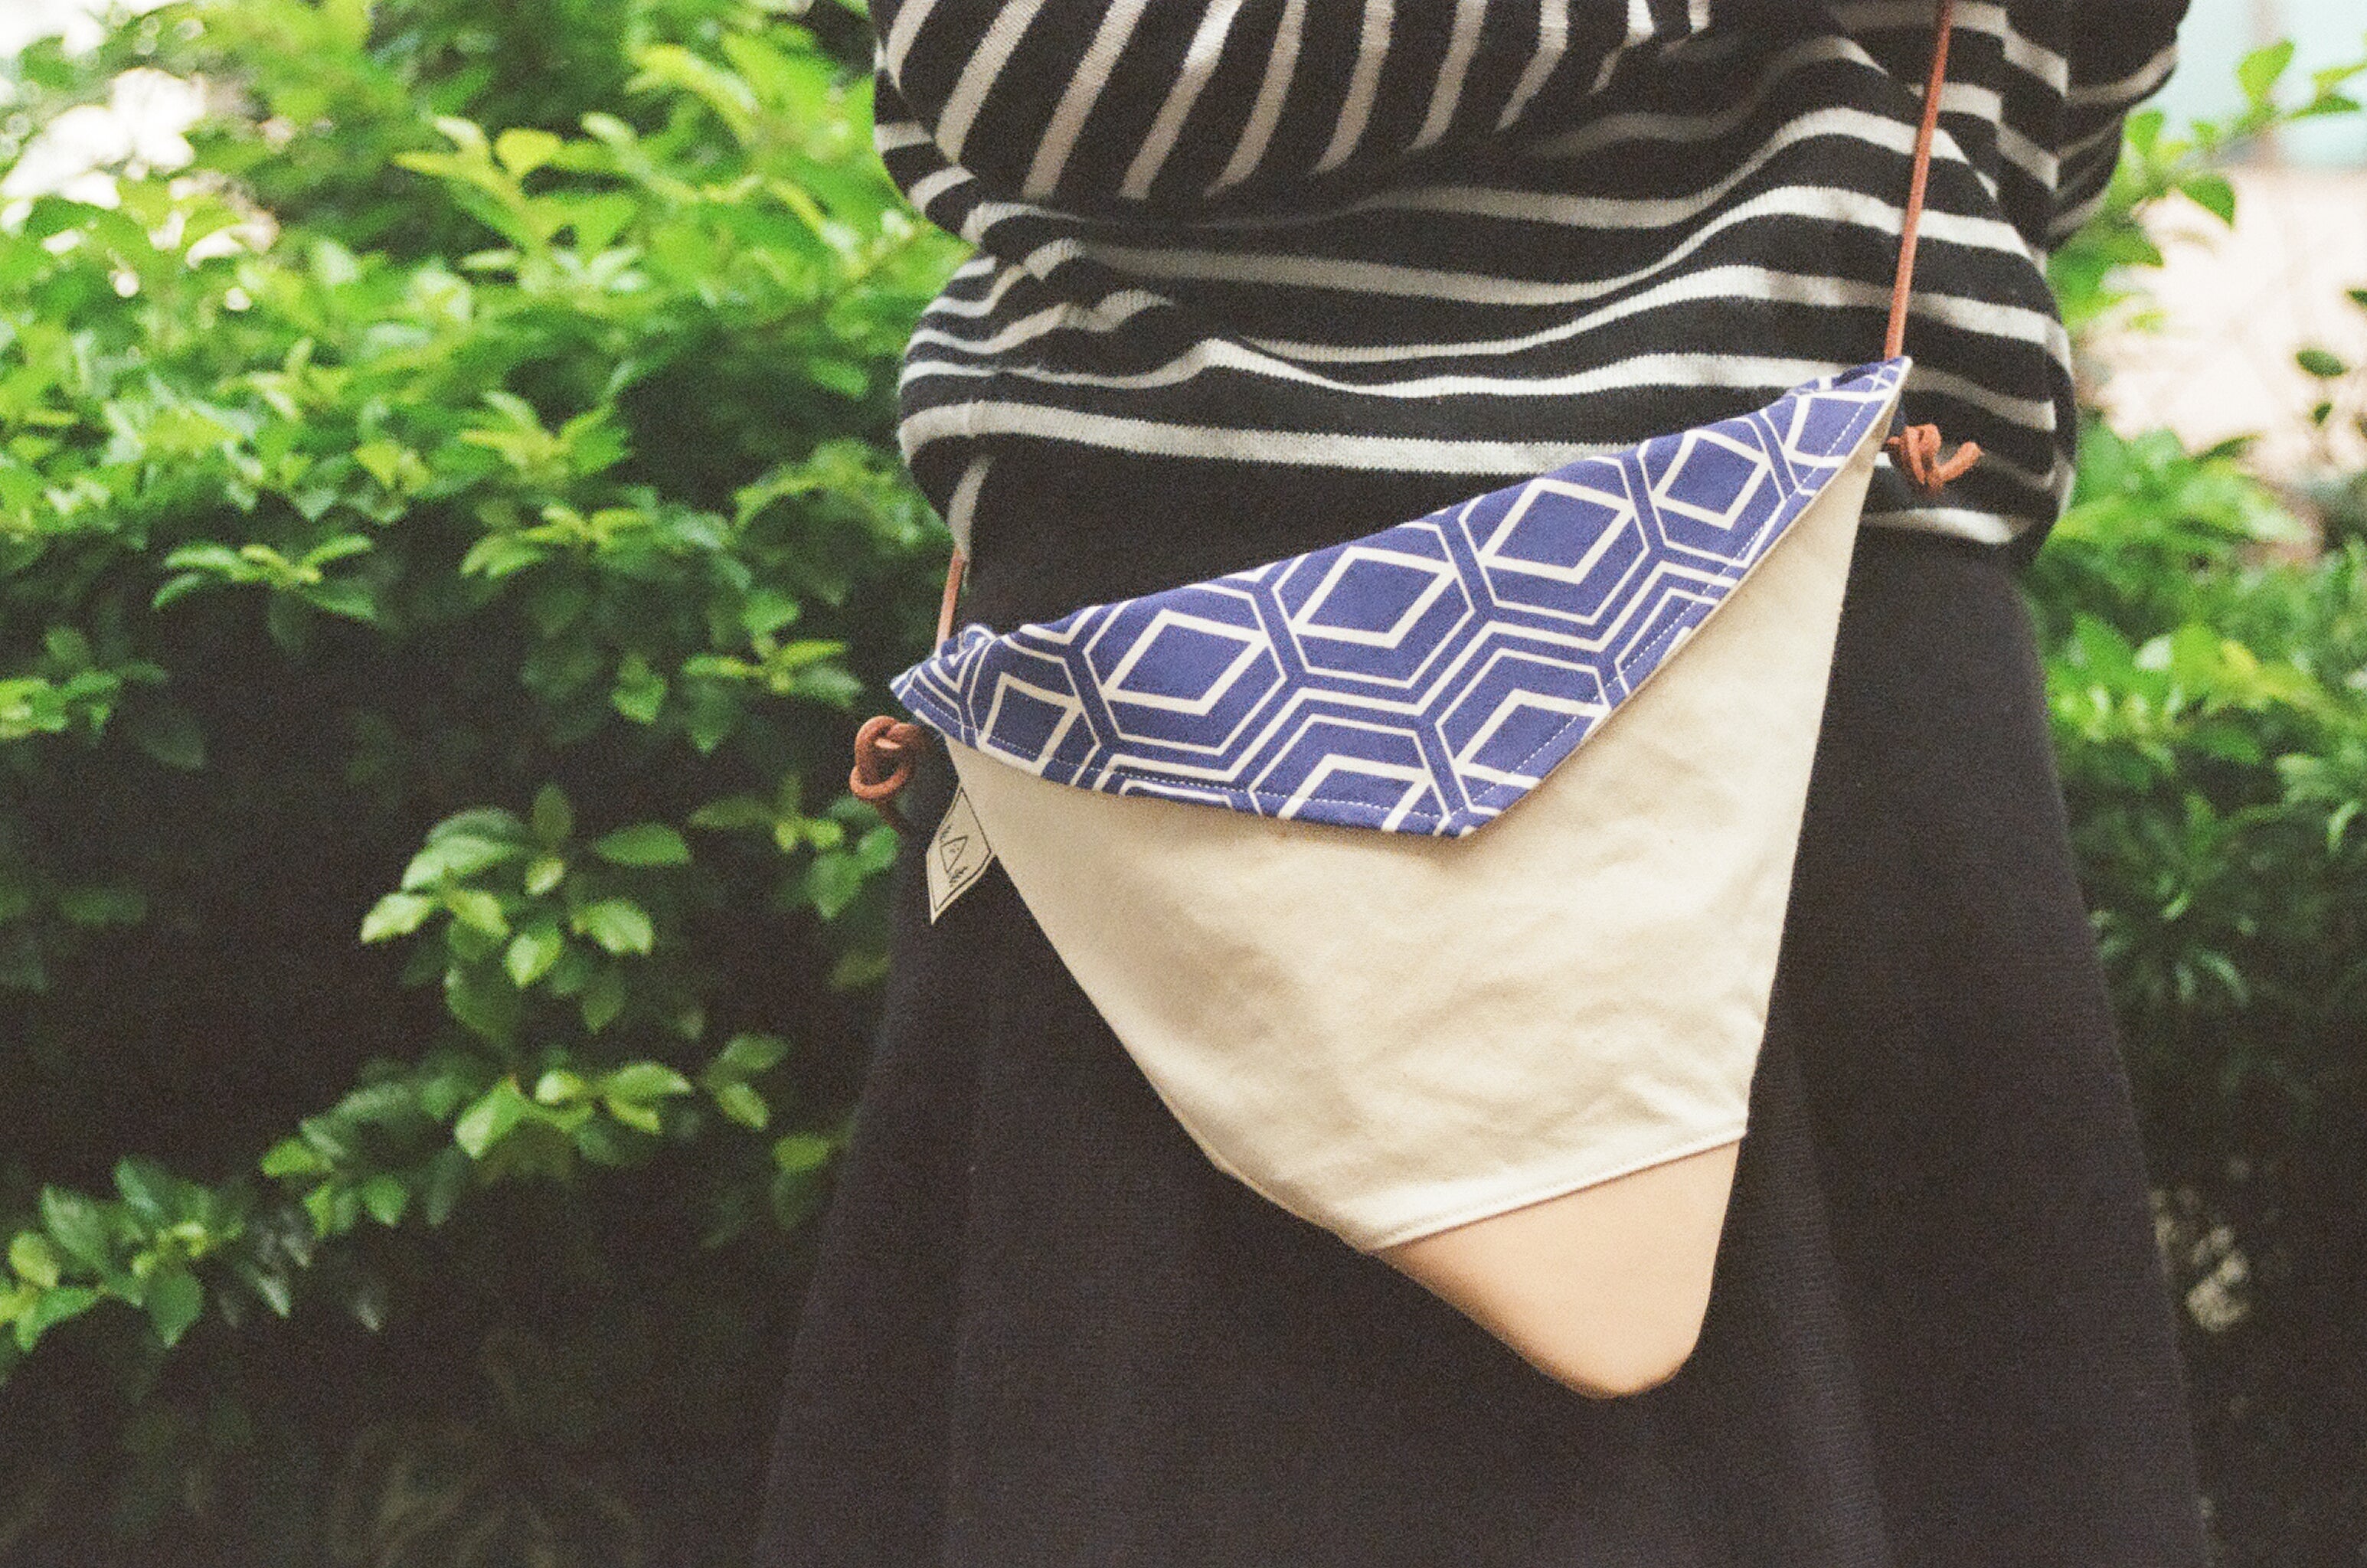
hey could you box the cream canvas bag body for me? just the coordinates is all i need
[855,7,1977,1398]
[894,363,1904,1395]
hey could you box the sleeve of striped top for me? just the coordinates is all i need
[2048,2,2189,246]
[873,0,1732,214]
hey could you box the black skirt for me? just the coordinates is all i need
[753,452,2207,1567]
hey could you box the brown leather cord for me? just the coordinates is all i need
[849,5,1976,816]
[848,550,964,825]
[1888,418,1981,490]
[1883,0,1981,495]
[934,548,966,648]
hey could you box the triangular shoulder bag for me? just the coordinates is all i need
[854,2,1980,1397]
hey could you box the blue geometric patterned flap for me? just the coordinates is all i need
[894,358,1907,838]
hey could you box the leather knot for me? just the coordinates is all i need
[1885,423,1981,497]
[849,714,926,828]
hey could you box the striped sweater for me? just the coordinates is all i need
[871,1,2187,550]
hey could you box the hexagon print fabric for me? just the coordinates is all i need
[893,358,1908,838]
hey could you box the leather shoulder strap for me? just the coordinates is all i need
[1882,0,1980,494]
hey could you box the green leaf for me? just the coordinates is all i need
[429,809,531,846]
[602,1062,694,1102]
[803,852,865,920]
[713,1081,770,1130]
[563,191,639,253]
[2296,347,2348,380]
[352,438,409,488]
[460,534,548,579]
[688,795,776,831]
[453,1080,532,1158]
[854,825,899,873]
[260,1137,330,1179]
[772,1132,833,1176]
[444,965,523,1044]
[580,965,627,1032]
[806,358,869,399]
[304,1181,354,1241]
[572,898,654,956]
[302,534,376,571]
[420,1148,473,1227]
[830,949,890,991]
[2113,103,2159,159]
[770,1170,823,1232]
[504,920,565,988]
[359,1174,410,1227]
[523,854,568,896]
[360,892,435,942]
[708,1031,790,1083]
[603,1096,663,1134]
[237,1263,293,1319]
[740,589,802,639]
[15,1285,100,1353]
[319,0,369,49]
[493,127,565,179]
[443,887,511,939]
[112,1158,174,1224]
[144,1270,203,1348]
[611,654,668,724]
[38,1188,113,1272]
[593,823,691,867]
[400,834,528,890]
[571,1115,643,1167]
[531,785,575,845]
[8,1232,62,1289]
[2178,173,2236,226]
[2236,40,2295,106]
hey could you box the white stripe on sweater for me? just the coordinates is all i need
[937,0,1049,162]
[1498,0,1569,129]
[1316,0,1394,175]
[1211,0,1308,192]
[1025,0,1152,197]
[1120,0,1247,200]
[1412,0,1491,150]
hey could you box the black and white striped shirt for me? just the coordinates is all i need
[871,2,2186,550]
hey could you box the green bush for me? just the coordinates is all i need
[2029,426,2367,1563]
[2025,420,2367,1568]
[0,0,960,1557]
[2029,41,2367,1559]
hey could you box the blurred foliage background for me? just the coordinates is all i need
[0,1,958,1560]
[0,2,2360,1562]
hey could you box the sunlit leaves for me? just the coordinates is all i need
[570,897,655,956]
[2035,423,2367,1109]
[592,823,691,866]
[2,1165,253,1355]
[0,0,950,1395]
[453,1080,535,1158]
[2048,39,2367,338]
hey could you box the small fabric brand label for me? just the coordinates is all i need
[925,783,996,923]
